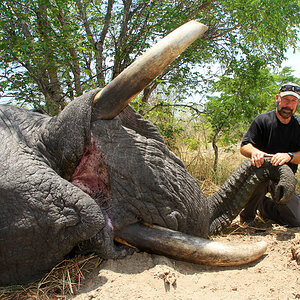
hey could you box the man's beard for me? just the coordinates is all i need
[277,106,294,119]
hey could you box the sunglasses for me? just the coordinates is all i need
[279,84,300,94]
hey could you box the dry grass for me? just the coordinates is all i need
[174,141,300,195]
[174,143,245,196]
[0,254,102,300]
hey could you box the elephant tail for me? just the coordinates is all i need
[208,159,296,235]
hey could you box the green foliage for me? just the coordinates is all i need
[206,55,275,144]
[0,0,299,113]
[156,123,184,149]
[183,136,201,151]
[133,96,185,150]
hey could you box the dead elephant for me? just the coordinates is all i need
[0,21,296,286]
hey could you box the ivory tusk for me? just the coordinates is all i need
[92,21,208,121]
[116,223,267,266]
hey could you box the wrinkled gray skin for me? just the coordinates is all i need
[0,89,296,286]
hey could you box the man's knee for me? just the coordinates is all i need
[259,194,300,227]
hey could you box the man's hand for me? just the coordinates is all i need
[251,149,273,168]
[270,153,292,166]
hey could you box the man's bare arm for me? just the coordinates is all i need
[290,151,300,164]
[240,143,272,168]
[240,143,300,167]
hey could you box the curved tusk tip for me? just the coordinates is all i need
[257,240,268,252]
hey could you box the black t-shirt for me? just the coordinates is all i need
[241,110,300,173]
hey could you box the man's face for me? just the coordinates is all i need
[276,94,299,119]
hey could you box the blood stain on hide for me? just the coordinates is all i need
[71,139,111,205]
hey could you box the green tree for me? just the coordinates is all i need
[205,63,300,172]
[0,0,299,114]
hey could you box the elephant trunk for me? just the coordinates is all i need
[208,159,296,235]
[115,223,267,266]
[91,21,208,121]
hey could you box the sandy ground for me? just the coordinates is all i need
[72,219,299,300]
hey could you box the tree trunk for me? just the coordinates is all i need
[76,0,113,87]
[212,131,219,172]
[36,0,65,114]
[56,9,82,97]
[112,0,132,79]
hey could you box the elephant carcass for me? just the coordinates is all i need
[0,21,296,286]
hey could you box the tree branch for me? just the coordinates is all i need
[145,103,206,115]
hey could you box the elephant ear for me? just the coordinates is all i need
[40,89,100,179]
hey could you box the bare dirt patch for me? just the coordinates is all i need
[72,219,299,300]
